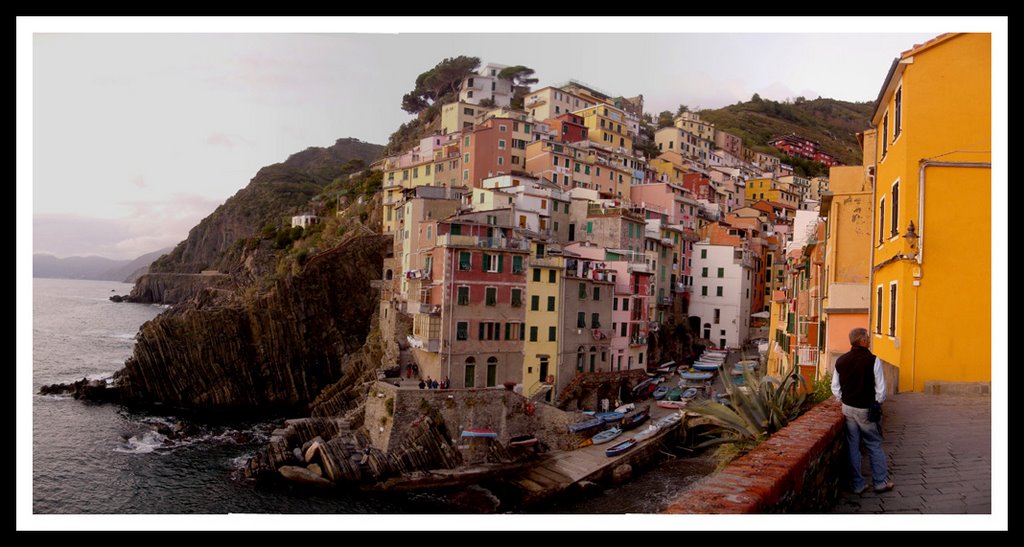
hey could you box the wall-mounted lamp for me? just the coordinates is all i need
[903,221,919,259]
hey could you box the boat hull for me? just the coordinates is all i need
[604,439,638,457]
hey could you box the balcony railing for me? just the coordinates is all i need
[437,234,529,250]
[528,256,562,269]
[796,346,818,367]
[658,296,671,306]
[671,282,686,293]
[630,336,649,347]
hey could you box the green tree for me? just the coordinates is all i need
[400,56,481,114]
[657,110,674,128]
[498,65,539,109]
[676,104,690,116]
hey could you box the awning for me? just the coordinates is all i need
[751,311,771,319]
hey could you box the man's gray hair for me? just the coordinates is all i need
[849,327,870,345]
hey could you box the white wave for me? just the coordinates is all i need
[109,333,137,340]
[36,393,73,401]
[113,430,170,455]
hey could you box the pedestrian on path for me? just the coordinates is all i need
[832,327,894,495]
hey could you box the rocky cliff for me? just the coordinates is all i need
[111,233,391,414]
[126,272,236,305]
[148,137,383,277]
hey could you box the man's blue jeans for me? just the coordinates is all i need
[842,403,889,490]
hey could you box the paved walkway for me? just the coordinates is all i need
[831,392,991,514]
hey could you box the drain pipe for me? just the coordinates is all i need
[909,160,991,389]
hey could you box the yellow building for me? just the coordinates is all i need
[818,130,876,374]
[869,33,991,392]
[440,101,484,135]
[744,177,800,209]
[523,242,563,403]
[577,104,634,151]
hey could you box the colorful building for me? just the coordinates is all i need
[577,103,634,151]
[523,86,596,122]
[458,62,513,107]
[868,33,991,392]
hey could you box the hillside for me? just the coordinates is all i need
[148,137,384,275]
[698,97,874,168]
[33,247,171,282]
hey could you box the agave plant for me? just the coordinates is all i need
[684,357,807,451]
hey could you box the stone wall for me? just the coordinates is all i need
[364,381,583,460]
[663,399,846,513]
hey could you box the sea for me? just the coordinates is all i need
[30,278,712,517]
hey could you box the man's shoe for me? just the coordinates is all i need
[852,484,869,495]
[874,480,895,493]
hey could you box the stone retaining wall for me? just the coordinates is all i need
[663,398,846,513]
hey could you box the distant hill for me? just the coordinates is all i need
[33,247,171,282]
[108,247,173,283]
[148,137,384,275]
[698,97,874,168]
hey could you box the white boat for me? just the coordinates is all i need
[614,403,635,414]
[591,427,623,445]
[632,424,660,441]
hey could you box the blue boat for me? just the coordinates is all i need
[680,371,714,381]
[461,428,497,438]
[620,409,650,430]
[591,427,623,445]
[681,387,699,399]
[652,386,669,400]
[692,363,720,371]
[567,417,605,433]
[604,438,638,457]
[594,411,625,423]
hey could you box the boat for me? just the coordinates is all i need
[652,386,669,400]
[655,360,677,373]
[604,438,638,457]
[595,411,625,423]
[591,427,623,445]
[632,424,660,441]
[614,403,635,414]
[508,435,538,448]
[692,363,720,372]
[655,412,682,428]
[620,409,650,430]
[657,399,688,409]
[567,417,605,433]
[461,428,497,438]
[679,371,714,381]
[681,387,699,399]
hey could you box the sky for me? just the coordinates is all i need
[26,19,976,260]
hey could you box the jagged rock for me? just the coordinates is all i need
[109,235,391,413]
[126,273,234,305]
[38,378,119,403]
[278,465,333,488]
[109,294,125,303]
[304,438,323,464]
[612,464,632,483]
[306,463,322,477]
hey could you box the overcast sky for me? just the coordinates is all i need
[24,18,1000,260]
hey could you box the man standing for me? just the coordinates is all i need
[832,327,894,494]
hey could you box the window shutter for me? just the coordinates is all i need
[497,255,504,273]
[483,254,491,271]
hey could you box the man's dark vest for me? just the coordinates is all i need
[835,346,876,409]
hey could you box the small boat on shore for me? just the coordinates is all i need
[568,417,605,433]
[614,403,635,414]
[508,435,538,448]
[692,363,720,372]
[591,427,623,445]
[632,424,660,441]
[680,370,714,381]
[652,386,669,400]
[595,411,625,423]
[620,408,650,430]
[655,412,682,428]
[657,399,688,409]
[461,428,498,438]
[604,438,637,457]
[655,360,677,373]
[665,387,683,401]
[681,387,699,399]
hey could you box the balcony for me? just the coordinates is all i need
[630,336,649,347]
[437,234,529,250]
[658,296,672,306]
[413,303,442,315]
[671,282,687,293]
[796,346,818,367]
[407,335,440,353]
[528,256,562,269]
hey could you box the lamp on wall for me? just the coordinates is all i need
[902,221,919,259]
